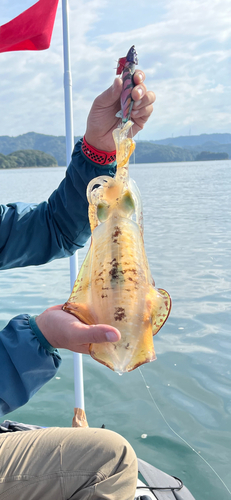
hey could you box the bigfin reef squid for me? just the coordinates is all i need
[63,46,171,373]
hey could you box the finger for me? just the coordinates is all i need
[132,88,156,107]
[133,70,145,85]
[36,307,121,354]
[131,91,155,115]
[131,83,147,103]
[71,322,121,345]
[131,103,154,124]
[95,77,122,108]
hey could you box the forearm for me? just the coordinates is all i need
[0,140,116,270]
[0,314,61,416]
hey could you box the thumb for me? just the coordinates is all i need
[79,323,121,344]
[97,77,122,107]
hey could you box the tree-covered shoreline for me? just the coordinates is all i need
[0,132,230,167]
[0,149,57,169]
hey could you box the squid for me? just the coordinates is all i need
[63,47,171,373]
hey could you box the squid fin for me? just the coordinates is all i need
[151,287,172,336]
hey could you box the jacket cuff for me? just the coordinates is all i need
[29,316,58,354]
[82,136,116,165]
[80,138,117,170]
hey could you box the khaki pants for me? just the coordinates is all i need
[0,427,137,500]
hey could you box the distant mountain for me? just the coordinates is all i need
[189,141,231,158]
[0,132,80,166]
[0,150,57,169]
[195,151,229,161]
[152,133,231,147]
[0,132,230,165]
[135,142,195,163]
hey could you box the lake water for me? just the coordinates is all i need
[0,160,231,500]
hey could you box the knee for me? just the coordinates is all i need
[92,429,138,498]
[58,427,137,480]
[97,428,137,474]
[103,429,136,461]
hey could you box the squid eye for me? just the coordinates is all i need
[97,202,109,222]
[120,191,135,217]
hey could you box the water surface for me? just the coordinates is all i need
[1,160,231,499]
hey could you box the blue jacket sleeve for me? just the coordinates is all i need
[0,140,116,415]
[0,139,116,269]
[0,314,61,417]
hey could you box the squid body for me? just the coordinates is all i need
[63,47,171,373]
[63,124,171,373]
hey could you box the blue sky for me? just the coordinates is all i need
[0,0,230,140]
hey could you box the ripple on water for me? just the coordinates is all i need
[1,162,231,500]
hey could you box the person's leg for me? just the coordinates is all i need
[0,427,137,500]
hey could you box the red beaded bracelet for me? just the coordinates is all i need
[82,136,116,165]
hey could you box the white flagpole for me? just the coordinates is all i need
[61,0,85,411]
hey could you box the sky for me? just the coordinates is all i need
[0,0,230,141]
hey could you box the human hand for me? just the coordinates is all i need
[35,305,121,354]
[85,71,156,152]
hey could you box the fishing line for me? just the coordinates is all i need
[138,367,231,496]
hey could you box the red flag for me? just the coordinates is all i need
[0,0,59,53]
